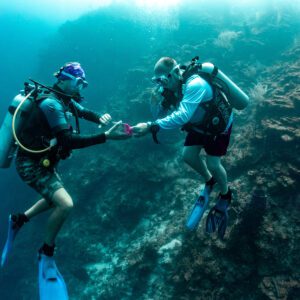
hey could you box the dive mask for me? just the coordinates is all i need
[60,71,88,89]
[151,64,181,87]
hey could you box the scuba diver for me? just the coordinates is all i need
[0,62,131,299]
[132,56,248,239]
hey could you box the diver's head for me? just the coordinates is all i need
[54,62,88,96]
[152,57,181,92]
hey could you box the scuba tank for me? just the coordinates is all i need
[0,88,35,168]
[158,57,249,113]
[188,58,249,110]
[0,81,59,169]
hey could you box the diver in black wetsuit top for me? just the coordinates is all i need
[1,62,130,271]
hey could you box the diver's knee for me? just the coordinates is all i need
[206,157,221,172]
[58,201,73,218]
[182,147,198,164]
[60,196,74,213]
[52,189,74,214]
[62,200,74,211]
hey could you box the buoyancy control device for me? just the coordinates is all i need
[184,56,249,110]
[156,56,249,136]
[0,81,58,168]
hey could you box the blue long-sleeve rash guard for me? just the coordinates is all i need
[39,98,106,150]
[155,75,233,133]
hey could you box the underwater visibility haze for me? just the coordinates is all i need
[0,0,299,299]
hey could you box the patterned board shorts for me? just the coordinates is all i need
[16,155,64,205]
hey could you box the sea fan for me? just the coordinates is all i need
[213,30,242,49]
[249,82,269,102]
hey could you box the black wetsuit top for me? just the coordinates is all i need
[17,85,106,160]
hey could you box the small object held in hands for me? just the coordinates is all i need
[123,123,133,136]
[105,121,132,140]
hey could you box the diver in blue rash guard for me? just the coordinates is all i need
[1,62,131,268]
[132,57,233,238]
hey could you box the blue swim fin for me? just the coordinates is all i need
[186,184,213,230]
[1,215,20,267]
[206,190,232,239]
[38,254,69,300]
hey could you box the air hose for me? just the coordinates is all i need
[12,87,55,154]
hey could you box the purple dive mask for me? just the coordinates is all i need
[55,62,88,88]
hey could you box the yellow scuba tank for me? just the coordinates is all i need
[199,62,249,110]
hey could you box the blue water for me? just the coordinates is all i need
[0,1,299,299]
[0,12,56,234]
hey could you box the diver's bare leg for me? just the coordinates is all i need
[44,188,73,246]
[183,146,212,181]
[206,155,228,194]
[24,198,52,219]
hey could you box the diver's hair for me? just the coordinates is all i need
[154,57,177,74]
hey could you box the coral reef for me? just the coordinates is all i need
[213,30,243,50]
[2,6,299,300]
[57,40,299,300]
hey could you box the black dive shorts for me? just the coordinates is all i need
[184,125,232,157]
[16,155,64,205]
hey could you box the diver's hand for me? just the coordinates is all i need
[105,121,132,140]
[99,113,112,126]
[131,123,150,137]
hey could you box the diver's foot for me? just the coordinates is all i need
[205,176,216,193]
[186,181,215,231]
[205,188,232,239]
[219,188,232,202]
[1,213,28,267]
[39,255,58,280]
[38,243,57,282]
[39,243,55,257]
[38,246,69,299]
[11,213,29,229]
